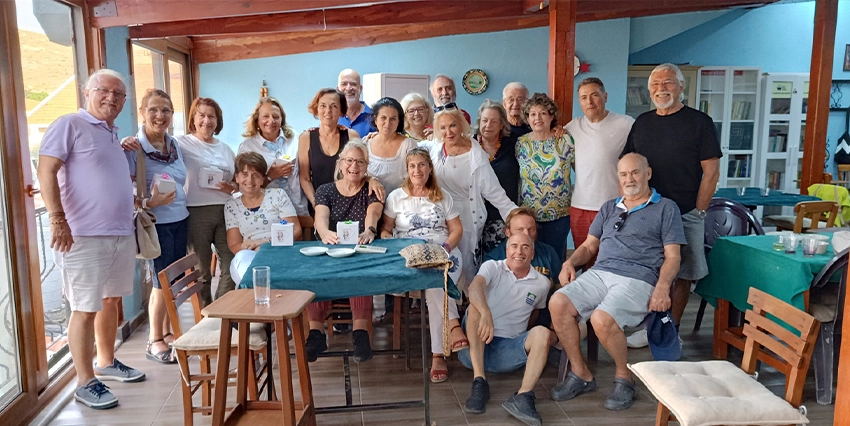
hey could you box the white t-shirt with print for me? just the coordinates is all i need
[383,188,459,245]
[476,259,550,339]
[224,188,297,241]
[177,134,236,207]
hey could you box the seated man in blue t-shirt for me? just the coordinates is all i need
[484,206,561,328]
[549,153,686,411]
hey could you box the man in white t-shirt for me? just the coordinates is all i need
[565,78,634,250]
[459,233,552,425]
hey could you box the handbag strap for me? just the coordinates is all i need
[136,148,147,199]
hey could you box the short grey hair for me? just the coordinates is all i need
[334,140,370,181]
[502,82,529,100]
[649,63,685,87]
[84,69,127,91]
[620,152,650,170]
[432,74,455,91]
[400,92,433,133]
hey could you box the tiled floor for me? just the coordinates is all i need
[47,298,836,425]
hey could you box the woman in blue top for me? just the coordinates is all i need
[124,89,189,364]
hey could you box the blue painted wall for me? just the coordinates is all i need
[630,1,850,175]
[199,19,631,148]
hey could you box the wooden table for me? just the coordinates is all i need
[202,289,316,426]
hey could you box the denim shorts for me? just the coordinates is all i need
[457,316,529,373]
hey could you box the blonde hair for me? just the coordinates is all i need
[242,97,295,140]
[333,140,370,181]
[400,147,443,203]
[433,108,472,142]
[400,93,433,135]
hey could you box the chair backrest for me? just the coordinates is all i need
[741,287,820,407]
[157,253,204,339]
[792,201,838,233]
[704,198,765,249]
[810,248,849,327]
[838,164,850,184]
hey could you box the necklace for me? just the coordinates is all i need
[479,137,501,162]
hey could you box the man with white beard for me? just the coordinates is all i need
[620,63,721,348]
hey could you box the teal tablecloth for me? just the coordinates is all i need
[238,239,460,302]
[714,187,819,207]
[695,235,832,313]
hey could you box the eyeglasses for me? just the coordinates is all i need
[342,157,367,167]
[505,96,527,104]
[433,102,458,113]
[649,80,680,89]
[146,107,174,116]
[613,212,629,231]
[406,107,427,115]
[90,87,126,99]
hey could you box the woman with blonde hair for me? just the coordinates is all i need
[381,147,466,382]
[238,97,308,217]
[400,92,433,141]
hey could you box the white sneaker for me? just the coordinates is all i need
[626,329,649,348]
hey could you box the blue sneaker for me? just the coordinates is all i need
[94,358,146,383]
[74,378,118,409]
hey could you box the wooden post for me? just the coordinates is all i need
[547,0,575,124]
[799,0,838,192]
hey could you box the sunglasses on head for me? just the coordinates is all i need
[433,102,458,113]
[613,212,629,231]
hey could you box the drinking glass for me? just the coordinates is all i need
[783,233,799,254]
[801,236,819,257]
[737,187,746,196]
[772,235,785,251]
[253,266,270,304]
[762,187,770,196]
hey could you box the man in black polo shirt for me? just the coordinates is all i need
[620,63,721,348]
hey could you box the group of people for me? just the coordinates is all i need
[38,62,720,426]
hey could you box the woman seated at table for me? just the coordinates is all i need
[381,147,466,383]
[225,152,302,284]
[308,141,383,363]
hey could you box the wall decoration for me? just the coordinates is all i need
[574,56,591,76]
[462,69,488,95]
[844,44,850,72]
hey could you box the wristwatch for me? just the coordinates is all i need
[368,226,378,235]
[697,209,707,219]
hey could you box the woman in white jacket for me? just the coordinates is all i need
[421,105,517,290]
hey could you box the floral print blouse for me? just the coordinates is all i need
[516,133,575,222]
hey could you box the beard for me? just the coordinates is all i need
[652,92,675,109]
[623,185,641,196]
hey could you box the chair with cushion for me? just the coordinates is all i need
[694,197,765,332]
[158,253,273,425]
[630,287,819,426]
[809,248,848,405]
[764,200,838,233]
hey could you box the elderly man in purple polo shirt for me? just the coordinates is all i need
[38,69,145,410]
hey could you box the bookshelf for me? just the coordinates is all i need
[696,66,761,189]
[756,73,809,196]
[625,65,700,119]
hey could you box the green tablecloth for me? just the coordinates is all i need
[695,235,832,313]
[714,187,819,207]
[238,239,460,302]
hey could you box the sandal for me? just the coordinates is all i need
[146,339,176,364]
[450,325,469,352]
[430,355,448,383]
[162,332,175,345]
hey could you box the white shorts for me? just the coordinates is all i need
[556,269,655,329]
[55,235,135,313]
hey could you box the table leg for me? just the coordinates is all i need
[275,319,296,426]
[713,299,730,359]
[236,322,250,406]
[291,313,314,418]
[212,318,233,426]
[420,295,430,425]
[266,323,274,401]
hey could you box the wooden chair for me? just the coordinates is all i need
[809,248,848,405]
[158,253,273,425]
[767,200,838,233]
[630,287,820,426]
[325,299,373,338]
[837,164,850,187]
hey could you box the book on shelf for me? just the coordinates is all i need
[731,101,752,120]
[699,100,710,114]
[726,157,750,178]
[767,171,783,189]
[768,130,788,152]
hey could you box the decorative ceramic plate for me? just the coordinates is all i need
[326,248,356,258]
[300,246,328,256]
[462,69,488,95]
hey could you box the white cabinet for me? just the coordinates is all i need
[362,73,431,107]
[696,66,761,188]
[756,73,809,193]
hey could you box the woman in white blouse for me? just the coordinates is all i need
[226,152,302,283]
[362,97,418,195]
[420,106,517,291]
[177,97,238,305]
[237,97,308,218]
[381,147,466,383]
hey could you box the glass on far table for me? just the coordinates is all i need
[772,234,785,251]
[737,187,746,196]
[761,187,770,196]
[801,236,819,257]
[253,266,270,305]
[783,233,800,254]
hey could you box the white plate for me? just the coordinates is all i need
[326,248,356,258]
[300,247,328,256]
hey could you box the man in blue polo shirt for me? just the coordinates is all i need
[337,69,375,137]
[548,153,686,411]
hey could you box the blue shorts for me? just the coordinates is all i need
[457,316,529,373]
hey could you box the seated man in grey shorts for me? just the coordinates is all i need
[459,233,553,426]
[548,153,686,411]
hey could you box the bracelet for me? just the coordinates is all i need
[441,242,451,251]
[142,198,149,209]
[50,218,67,225]
[49,211,65,217]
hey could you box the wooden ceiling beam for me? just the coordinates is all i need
[89,0,423,28]
[192,15,548,63]
[524,0,550,13]
[129,0,526,39]
[577,0,776,21]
